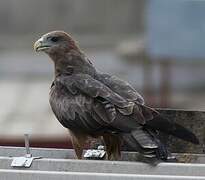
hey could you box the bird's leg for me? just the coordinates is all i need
[69,130,87,159]
[103,134,121,161]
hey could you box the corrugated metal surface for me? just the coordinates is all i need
[1,170,205,180]
[0,146,205,179]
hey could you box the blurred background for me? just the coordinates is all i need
[0,0,205,148]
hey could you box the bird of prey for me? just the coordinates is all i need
[34,31,199,161]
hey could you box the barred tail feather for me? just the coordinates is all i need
[122,129,170,160]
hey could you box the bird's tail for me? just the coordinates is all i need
[145,115,199,145]
[122,114,199,160]
[122,129,173,160]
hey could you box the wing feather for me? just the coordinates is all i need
[54,74,155,132]
[96,74,144,104]
[57,74,134,109]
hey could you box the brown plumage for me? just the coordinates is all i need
[34,31,199,161]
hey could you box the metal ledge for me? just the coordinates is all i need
[1,157,205,176]
[1,170,205,180]
[0,146,205,163]
[0,147,205,173]
[0,146,204,179]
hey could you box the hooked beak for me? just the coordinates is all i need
[34,37,50,52]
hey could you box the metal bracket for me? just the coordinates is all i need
[84,145,106,160]
[11,134,42,168]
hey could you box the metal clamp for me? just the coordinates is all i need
[11,134,41,168]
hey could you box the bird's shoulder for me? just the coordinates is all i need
[95,73,144,105]
[51,74,78,95]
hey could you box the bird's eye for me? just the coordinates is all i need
[50,36,59,42]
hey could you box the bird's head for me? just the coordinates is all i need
[34,31,95,76]
[34,31,79,54]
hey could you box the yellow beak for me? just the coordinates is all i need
[34,39,41,52]
[34,37,50,52]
